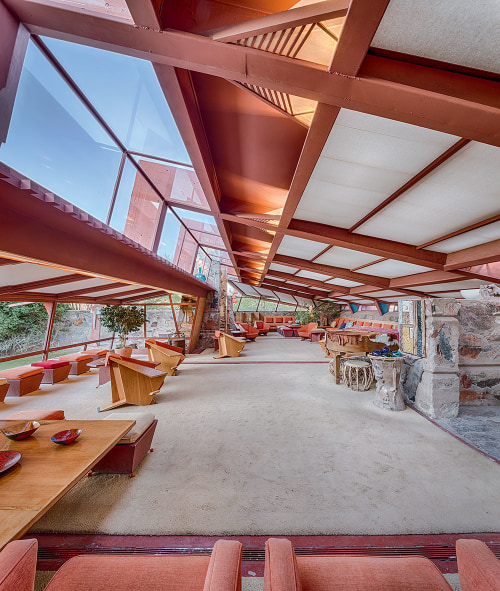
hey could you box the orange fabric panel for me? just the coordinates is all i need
[0,539,38,591]
[264,539,302,591]
[203,540,242,591]
[274,317,283,323]
[456,539,500,591]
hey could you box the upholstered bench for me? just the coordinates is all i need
[278,327,296,337]
[0,366,44,397]
[81,348,109,361]
[31,360,71,384]
[57,353,93,375]
[0,378,9,402]
[4,409,65,421]
[92,412,157,476]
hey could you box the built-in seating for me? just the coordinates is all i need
[31,359,71,384]
[80,348,109,361]
[297,322,318,340]
[57,353,94,375]
[0,366,44,397]
[263,316,296,331]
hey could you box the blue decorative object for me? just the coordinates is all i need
[381,346,390,353]
[371,350,382,356]
[339,322,347,329]
[194,267,206,282]
[392,350,404,357]
[377,302,389,315]
[349,303,359,314]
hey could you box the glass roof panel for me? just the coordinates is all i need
[0,40,121,221]
[43,37,190,164]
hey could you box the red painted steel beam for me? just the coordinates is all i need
[350,138,471,232]
[0,177,211,298]
[211,0,348,43]
[273,254,390,288]
[118,289,168,303]
[57,282,129,300]
[445,239,500,271]
[260,280,326,299]
[6,0,500,146]
[0,257,22,265]
[0,273,89,296]
[266,269,343,293]
[329,0,390,75]
[287,219,446,269]
[418,212,500,250]
[389,270,466,289]
[123,0,161,29]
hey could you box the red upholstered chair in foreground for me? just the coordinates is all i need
[255,321,270,335]
[238,322,259,341]
[456,538,500,591]
[0,538,243,591]
[297,322,318,341]
[0,366,44,397]
[264,538,453,591]
[145,338,185,376]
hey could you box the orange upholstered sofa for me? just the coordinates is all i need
[456,538,500,591]
[263,316,296,331]
[0,538,243,591]
[297,322,318,340]
[264,538,454,591]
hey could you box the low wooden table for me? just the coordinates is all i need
[0,419,135,549]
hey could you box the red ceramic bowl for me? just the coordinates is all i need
[0,421,40,441]
[51,429,82,445]
[0,451,22,475]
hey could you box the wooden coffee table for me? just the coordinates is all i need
[0,419,134,549]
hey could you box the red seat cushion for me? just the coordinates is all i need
[32,360,69,369]
[0,366,44,379]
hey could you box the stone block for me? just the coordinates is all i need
[415,371,459,418]
[400,357,423,402]
[459,368,500,405]
[425,298,461,318]
[423,317,459,373]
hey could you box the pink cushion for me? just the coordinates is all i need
[32,360,69,369]
[0,539,38,591]
[5,410,65,421]
[0,366,44,380]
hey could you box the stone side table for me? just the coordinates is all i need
[369,356,407,411]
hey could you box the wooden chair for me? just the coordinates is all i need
[97,354,167,413]
[145,339,185,376]
[213,331,246,359]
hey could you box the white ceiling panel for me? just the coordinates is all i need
[357,260,433,278]
[101,285,155,296]
[295,296,314,307]
[326,278,363,287]
[295,109,458,229]
[269,263,299,274]
[412,280,484,292]
[36,278,114,295]
[277,235,326,259]
[296,270,332,281]
[234,283,261,297]
[274,292,297,304]
[362,290,408,298]
[255,287,278,299]
[425,221,500,254]
[0,263,75,288]
[315,246,381,269]
[357,142,500,245]
[372,0,500,74]
[435,292,465,298]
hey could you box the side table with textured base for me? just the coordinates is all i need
[370,356,407,411]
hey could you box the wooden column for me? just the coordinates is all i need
[188,296,206,353]
[0,4,29,144]
[42,302,57,361]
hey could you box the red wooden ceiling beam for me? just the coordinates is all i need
[445,239,500,271]
[211,0,348,43]
[260,279,326,299]
[273,254,390,288]
[389,270,465,289]
[0,273,89,296]
[266,269,346,293]
[287,219,446,269]
[7,0,499,146]
[123,0,161,29]
[119,289,168,303]
[58,282,129,300]
[418,212,500,250]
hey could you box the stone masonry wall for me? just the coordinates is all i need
[457,300,500,405]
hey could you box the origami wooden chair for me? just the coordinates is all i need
[456,538,500,591]
[97,354,167,413]
[214,331,246,359]
[264,538,453,591]
[0,538,242,591]
[145,338,185,376]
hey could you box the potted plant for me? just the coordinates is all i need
[99,305,147,357]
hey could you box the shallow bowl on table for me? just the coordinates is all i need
[0,420,40,440]
[0,450,22,475]
[51,429,82,445]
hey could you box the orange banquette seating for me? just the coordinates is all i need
[263,316,296,331]
[297,322,318,340]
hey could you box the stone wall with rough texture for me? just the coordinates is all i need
[457,300,500,405]
[350,310,399,323]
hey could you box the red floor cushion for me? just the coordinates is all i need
[32,360,69,370]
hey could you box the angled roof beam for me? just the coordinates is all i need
[389,270,467,289]
[266,269,347,293]
[0,273,88,296]
[418,212,500,250]
[7,1,499,146]
[287,219,446,269]
[93,287,157,303]
[211,0,348,43]
[349,284,434,298]
[119,290,168,303]
[0,258,22,266]
[123,0,161,29]
[445,239,500,271]
[57,282,129,300]
[260,279,327,299]
[273,254,390,288]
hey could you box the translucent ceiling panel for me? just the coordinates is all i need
[109,158,162,250]
[0,41,121,221]
[43,38,190,164]
[133,156,210,210]
[157,209,182,264]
